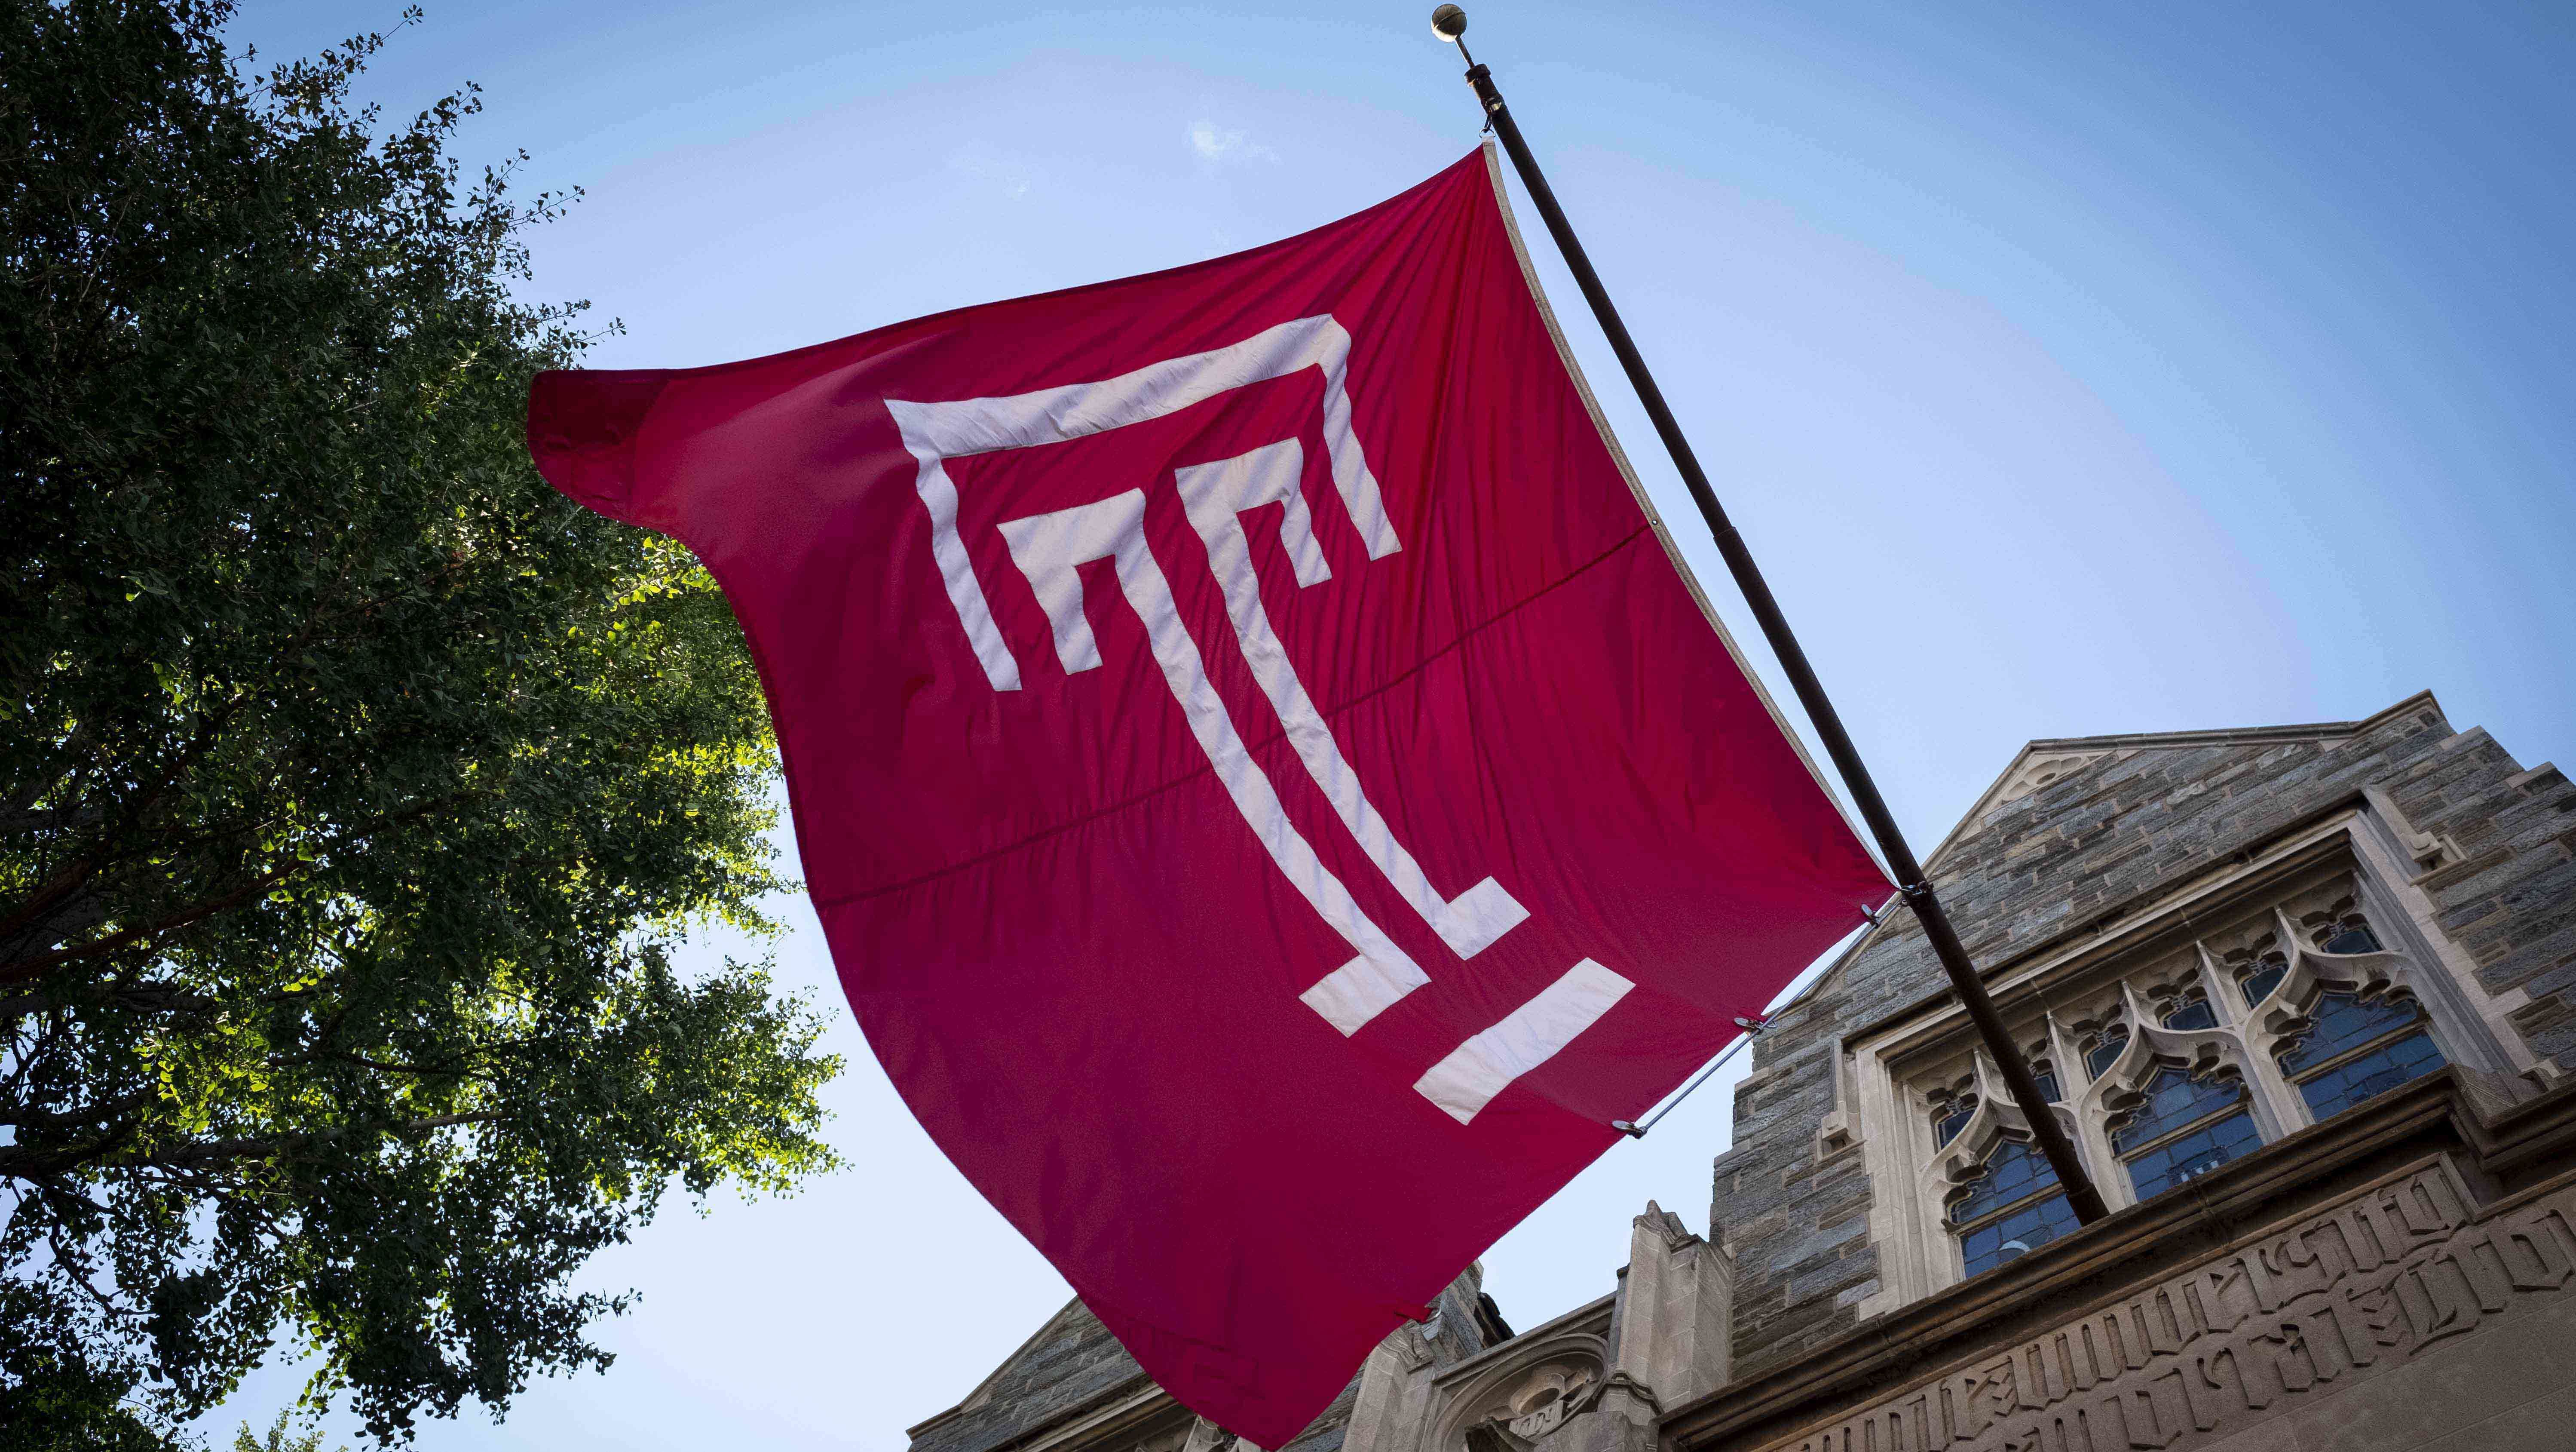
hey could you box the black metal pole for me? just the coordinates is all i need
[1439,17,2108,1225]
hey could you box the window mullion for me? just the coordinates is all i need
[2113,1109,2232,1163]
[1954,1188,2058,1238]
[2069,1104,2135,1212]
[2234,1005,2313,1139]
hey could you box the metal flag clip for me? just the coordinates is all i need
[1610,1016,1772,1138]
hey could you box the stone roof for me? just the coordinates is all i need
[907,1299,1149,1452]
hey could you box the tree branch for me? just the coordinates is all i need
[0,1110,509,1180]
[0,859,298,985]
[0,704,235,946]
[0,789,472,986]
[0,1085,155,1130]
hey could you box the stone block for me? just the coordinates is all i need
[1764,1216,1868,1275]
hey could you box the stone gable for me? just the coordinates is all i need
[909,1300,1152,1452]
[1713,692,2576,1378]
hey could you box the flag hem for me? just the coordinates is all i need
[1474,141,1887,876]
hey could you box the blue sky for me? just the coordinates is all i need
[212,2,2572,1447]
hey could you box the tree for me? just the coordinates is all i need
[233,1414,340,1452]
[0,2,842,1442]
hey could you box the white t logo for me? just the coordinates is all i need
[887,316,1631,1124]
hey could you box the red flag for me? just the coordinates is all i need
[527,147,1887,1445]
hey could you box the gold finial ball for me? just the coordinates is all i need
[1431,4,1468,42]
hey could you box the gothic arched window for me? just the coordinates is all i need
[2279,991,2444,1120]
[1899,877,2492,1301]
[1948,1139,2077,1278]
[2110,1067,2261,1200]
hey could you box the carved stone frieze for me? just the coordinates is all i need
[1755,1161,2576,1452]
[1434,1335,1610,1452]
[1467,1360,1598,1452]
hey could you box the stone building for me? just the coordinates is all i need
[904,692,2576,1452]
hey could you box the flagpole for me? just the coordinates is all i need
[1427,5,2110,1225]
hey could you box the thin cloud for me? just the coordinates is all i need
[948,145,1033,198]
[1188,119,1278,166]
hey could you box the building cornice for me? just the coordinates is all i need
[2010,688,2440,759]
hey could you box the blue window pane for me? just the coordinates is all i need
[2162,998,2217,1031]
[2297,1030,2445,1120]
[2124,1111,2262,1199]
[1949,1140,2059,1225]
[2278,992,2424,1073]
[1932,1099,1975,1147]
[2085,1028,2129,1079]
[2031,1068,2061,1104]
[2110,1067,2246,1153]
[2322,924,2383,955]
[1960,1194,2079,1277]
[2241,959,2287,1006]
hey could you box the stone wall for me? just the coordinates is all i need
[1711,694,2576,1379]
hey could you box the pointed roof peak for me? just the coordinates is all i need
[1789,691,2447,1019]
[1935,690,2443,863]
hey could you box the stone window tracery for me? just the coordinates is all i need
[2027,1059,2062,1106]
[2237,950,2288,1007]
[2081,1023,2129,1080]
[2156,988,2217,1032]
[1856,811,2542,1315]
[1906,870,2486,1286]
[1928,1089,1977,1149]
